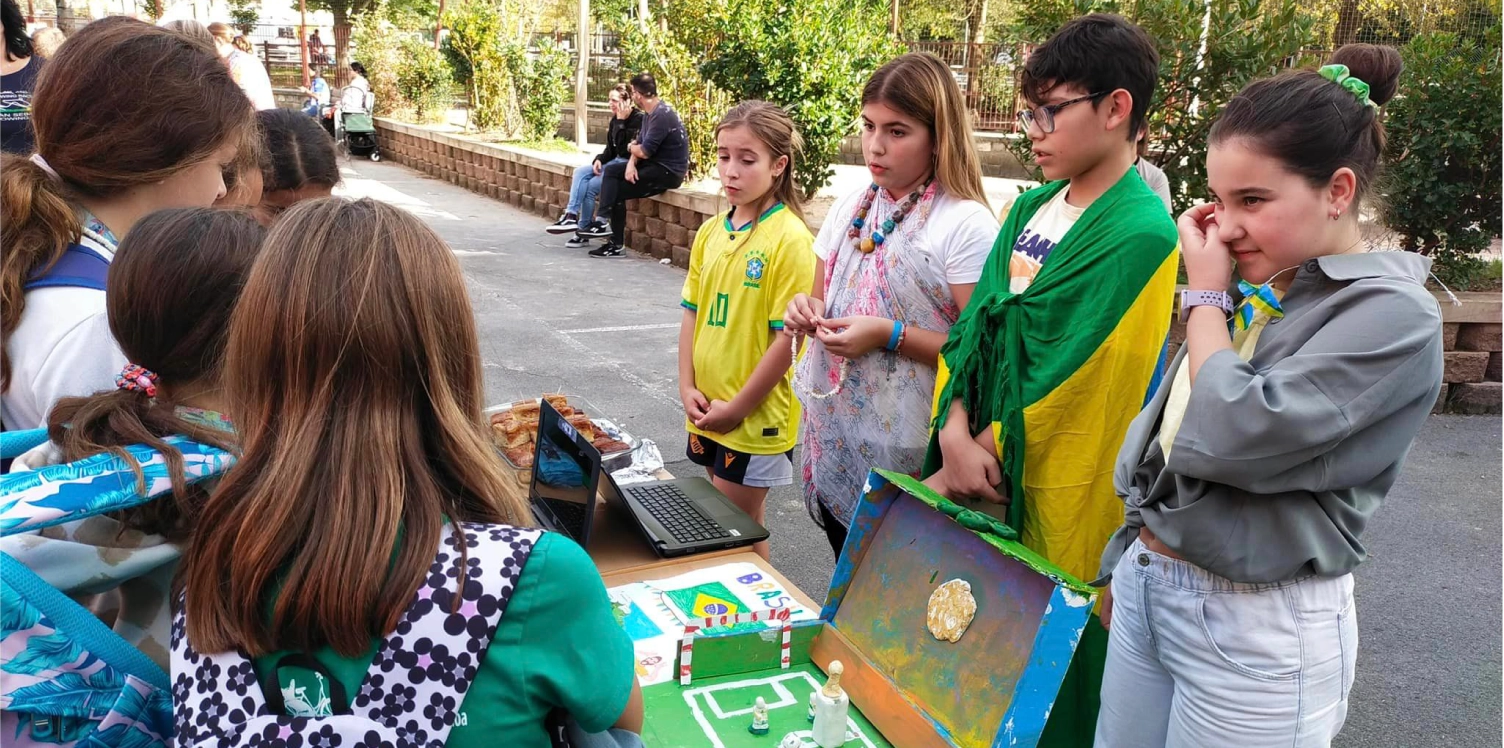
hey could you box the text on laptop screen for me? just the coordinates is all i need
[534,416,593,543]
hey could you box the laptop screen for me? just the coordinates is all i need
[531,401,599,546]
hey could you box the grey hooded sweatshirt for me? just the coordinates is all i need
[1098,251,1444,584]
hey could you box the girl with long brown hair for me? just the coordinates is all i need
[2,208,264,672]
[678,101,815,560]
[0,17,252,431]
[782,52,999,556]
[178,198,643,746]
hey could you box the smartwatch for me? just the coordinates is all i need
[1178,290,1234,322]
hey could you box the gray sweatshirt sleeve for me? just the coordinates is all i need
[1166,280,1443,495]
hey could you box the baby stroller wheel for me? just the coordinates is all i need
[369,151,381,162]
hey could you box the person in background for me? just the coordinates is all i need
[230,33,252,55]
[29,26,63,59]
[208,21,276,110]
[178,197,643,745]
[549,82,643,246]
[301,63,331,119]
[679,101,815,560]
[922,14,1179,745]
[308,28,326,65]
[0,17,253,430]
[1,0,38,154]
[2,208,265,672]
[254,107,339,225]
[339,60,373,114]
[1094,44,1436,748]
[580,72,689,257]
[1136,133,1173,213]
[783,52,998,559]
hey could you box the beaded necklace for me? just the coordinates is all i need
[795,181,936,400]
[846,179,933,254]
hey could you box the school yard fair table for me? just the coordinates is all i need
[591,471,1098,748]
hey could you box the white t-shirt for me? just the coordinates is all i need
[2,233,126,430]
[1008,187,1084,294]
[1136,158,1174,214]
[813,187,999,288]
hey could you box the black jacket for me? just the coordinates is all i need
[597,110,644,164]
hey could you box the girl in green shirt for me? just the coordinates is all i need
[176,197,643,746]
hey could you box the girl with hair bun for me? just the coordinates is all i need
[1094,44,1442,746]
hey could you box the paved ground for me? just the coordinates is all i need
[339,159,1502,748]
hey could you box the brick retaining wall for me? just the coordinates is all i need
[377,119,726,270]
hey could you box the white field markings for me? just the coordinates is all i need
[682,671,879,748]
[559,322,681,334]
[465,276,681,408]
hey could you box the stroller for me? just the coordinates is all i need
[336,84,381,161]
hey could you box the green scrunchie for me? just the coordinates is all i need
[1319,64,1377,108]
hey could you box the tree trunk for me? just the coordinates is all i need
[54,0,73,33]
[333,7,351,86]
[969,0,988,44]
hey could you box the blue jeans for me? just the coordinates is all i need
[566,158,625,223]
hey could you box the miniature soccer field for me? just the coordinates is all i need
[640,663,894,748]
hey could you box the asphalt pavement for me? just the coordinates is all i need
[338,159,1502,748]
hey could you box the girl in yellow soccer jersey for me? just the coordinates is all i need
[679,101,816,560]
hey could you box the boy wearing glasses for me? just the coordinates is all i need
[922,13,1178,746]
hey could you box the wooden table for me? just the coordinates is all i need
[602,551,822,612]
[494,462,743,578]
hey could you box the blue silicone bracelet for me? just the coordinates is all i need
[886,320,904,351]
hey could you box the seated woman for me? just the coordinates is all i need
[254,107,340,224]
[2,208,265,671]
[176,197,644,745]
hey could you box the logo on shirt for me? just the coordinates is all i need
[743,249,768,290]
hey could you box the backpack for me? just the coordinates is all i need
[171,522,541,748]
[0,437,235,746]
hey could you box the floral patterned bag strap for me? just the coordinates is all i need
[349,523,542,742]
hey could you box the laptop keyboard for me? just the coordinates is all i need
[627,484,732,544]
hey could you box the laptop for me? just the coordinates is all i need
[528,401,603,548]
[533,400,768,557]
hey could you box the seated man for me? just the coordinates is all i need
[550,83,644,247]
[579,72,689,258]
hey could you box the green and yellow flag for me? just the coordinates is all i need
[924,168,1178,744]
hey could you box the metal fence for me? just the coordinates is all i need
[904,40,1025,133]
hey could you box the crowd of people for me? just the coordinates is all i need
[0,7,1445,748]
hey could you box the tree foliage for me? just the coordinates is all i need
[510,38,574,140]
[1383,29,1502,287]
[397,37,456,123]
[695,0,901,196]
[444,0,525,133]
[351,17,410,115]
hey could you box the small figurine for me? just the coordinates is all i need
[808,691,817,722]
[812,660,851,747]
[778,733,804,748]
[749,696,770,735]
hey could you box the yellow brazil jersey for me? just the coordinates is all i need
[681,203,816,454]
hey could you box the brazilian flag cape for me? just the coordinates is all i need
[923,168,1178,745]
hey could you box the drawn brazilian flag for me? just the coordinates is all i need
[662,582,757,634]
[924,168,1178,748]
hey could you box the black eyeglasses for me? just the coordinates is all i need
[1017,92,1107,134]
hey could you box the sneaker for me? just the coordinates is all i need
[588,241,626,258]
[564,236,594,249]
[545,214,580,234]
[577,220,611,239]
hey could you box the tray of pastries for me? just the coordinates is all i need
[485,394,636,472]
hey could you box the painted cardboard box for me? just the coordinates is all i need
[638,470,1097,748]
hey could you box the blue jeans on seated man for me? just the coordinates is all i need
[567,158,625,223]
